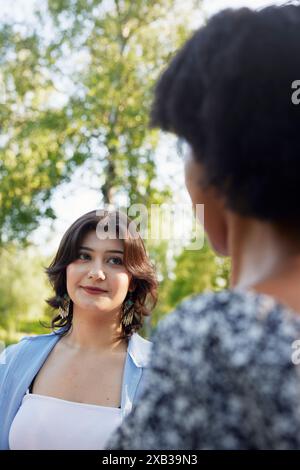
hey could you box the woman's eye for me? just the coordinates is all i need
[78,252,91,260]
[108,257,123,265]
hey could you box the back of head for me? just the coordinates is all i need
[151,4,300,231]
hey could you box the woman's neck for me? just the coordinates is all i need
[61,309,127,354]
[228,214,300,313]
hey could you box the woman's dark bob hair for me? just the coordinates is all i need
[150,4,300,234]
[45,209,158,340]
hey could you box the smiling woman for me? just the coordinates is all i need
[46,210,157,340]
[0,209,158,450]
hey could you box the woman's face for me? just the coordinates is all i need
[66,230,132,316]
[184,147,229,256]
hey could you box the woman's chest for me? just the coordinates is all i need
[31,347,127,408]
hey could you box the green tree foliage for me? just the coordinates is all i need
[151,237,231,328]
[43,0,202,205]
[0,24,79,246]
[0,0,202,247]
[0,244,52,344]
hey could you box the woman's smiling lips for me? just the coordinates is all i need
[81,286,108,295]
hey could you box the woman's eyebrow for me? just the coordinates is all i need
[79,246,124,254]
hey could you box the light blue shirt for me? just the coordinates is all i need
[0,330,152,450]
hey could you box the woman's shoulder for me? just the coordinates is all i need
[0,331,58,368]
[153,289,300,367]
[160,288,300,330]
[13,330,58,348]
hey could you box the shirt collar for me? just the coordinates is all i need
[127,333,152,368]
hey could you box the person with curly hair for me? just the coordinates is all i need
[0,210,157,450]
[107,4,300,449]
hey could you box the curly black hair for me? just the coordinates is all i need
[150,4,300,232]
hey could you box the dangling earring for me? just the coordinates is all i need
[58,294,70,319]
[122,295,134,327]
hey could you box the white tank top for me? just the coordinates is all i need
[9,390,122,450]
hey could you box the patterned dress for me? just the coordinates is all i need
[107,289,300,449]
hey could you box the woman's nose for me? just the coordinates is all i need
[88,268,106,280]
